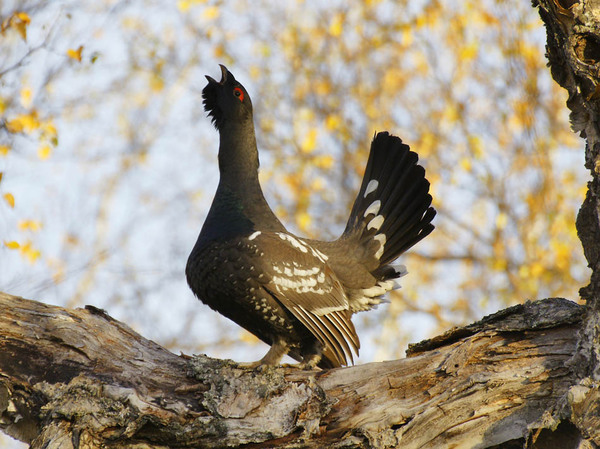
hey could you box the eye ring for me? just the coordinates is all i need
[233,87,244,102]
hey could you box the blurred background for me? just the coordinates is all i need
[0,0,589,446]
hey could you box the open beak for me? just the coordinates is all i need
[205,64,228,85]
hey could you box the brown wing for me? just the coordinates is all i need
[253,231,360,366]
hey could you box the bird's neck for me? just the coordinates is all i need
[212,119,283,232]
[218,119,260,185]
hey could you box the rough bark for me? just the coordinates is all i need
[535,0,600,379]
[1,292,598,449]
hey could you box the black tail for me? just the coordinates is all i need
[343,132,436,268]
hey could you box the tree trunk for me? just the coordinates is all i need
[0,292,597,449]
[536,0,600,381]
[2,1,600,448]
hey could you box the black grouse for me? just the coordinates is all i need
[186,65,436,369]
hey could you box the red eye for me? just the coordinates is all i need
[233,87,244,102]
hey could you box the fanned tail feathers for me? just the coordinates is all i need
[344,131,436,272]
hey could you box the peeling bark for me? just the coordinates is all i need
[535,0,600,384]
[1,292,598,448]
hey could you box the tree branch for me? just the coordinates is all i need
[1,292,598,448]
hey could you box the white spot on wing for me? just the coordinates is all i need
[364,179,379,197]
[276,232,309,253]
[367,215,385,231]
[293,266,321,276]
[312,305,347,315]
[311,247,329,261]
[361,279,396,298]
[374,234,386,259]
[248,231,261,241]
[363,200,381,217]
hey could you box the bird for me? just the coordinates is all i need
[186,65,436,369]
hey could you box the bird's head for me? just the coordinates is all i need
[203,65,253,130]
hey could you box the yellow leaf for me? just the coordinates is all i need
[383,69,405,93]
[176,0,191,12]
[239,330,260,344]
[4,241,20,249]
[551,240,571,270]
[249,65,260,79]
[460,157,472,172]
[468,135,483,158]
[418,131,436,157]
[401,26,413,46]
[12,12,30,40]
[492,257,507,271]
[6,118,23,133]
[415,15,427,29]
[202,6,220,19]
[314,155,334,169]
[298,108,314,121]
[325,114,342,131]
[460,41,479,61]
[67,46,83,62]
[4,192,15,208]
[6,111,40,134]
[518,264,529,278]
[213,44,225,58]
[300,128,318,154]
[315,80,331,96]
[530,262,544,278]
[0,145,9,156]
[27,249,41,263]
[329,14,343,37]
[496,212,508,230]
[177,0,207,12]
[42,121,57,138]
[38,144,52,160]
[18,220,42,231]
[15,12,30,23]
[20,86,32,108]
[149,74,164,92]
[296,212,311,231]
[310,178,324,191]
[443,104,460,123]
[19,240,41,264]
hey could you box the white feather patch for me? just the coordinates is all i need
[364,179,379,197]
[374,234,386,259]
[276,232,309,253]
[311,305,347,315]
[293,266,321,276]
[363,200,381,217]
[361,279,396,298]
[367,215,385,231]
[248,231,261,241]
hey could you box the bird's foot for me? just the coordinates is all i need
[237,339,289,370]
[296,352,322,370]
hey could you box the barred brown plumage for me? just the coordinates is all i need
[186,65,436,369]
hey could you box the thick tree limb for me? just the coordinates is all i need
[1,292,598,448]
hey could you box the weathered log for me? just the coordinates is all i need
[1,292,598,448]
